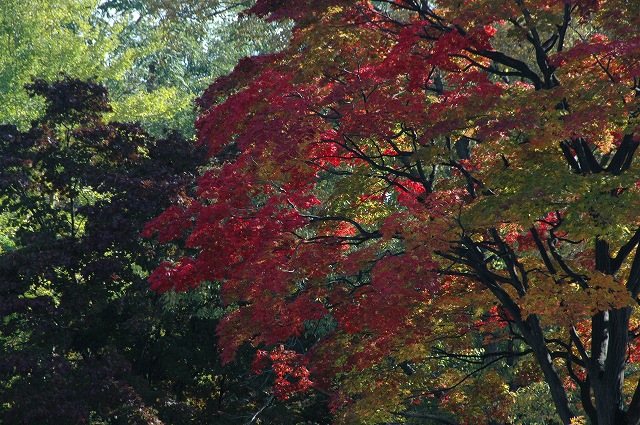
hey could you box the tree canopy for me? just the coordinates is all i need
[0,0,290,136]
[145,1,640,424]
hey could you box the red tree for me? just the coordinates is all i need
[145,1,640,424]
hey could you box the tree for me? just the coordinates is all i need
[0,0,112,126]
[145,1,640,425]
[0,0,290,136]
[98,0,291,136]
[0,76,209,423]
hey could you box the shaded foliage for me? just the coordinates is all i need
[0,77,328,424]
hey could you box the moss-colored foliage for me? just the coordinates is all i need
[509,382,562,425]
[0,0,127,128]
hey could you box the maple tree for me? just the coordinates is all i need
[145,1,640,424]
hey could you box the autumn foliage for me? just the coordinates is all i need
[145,1,640,424]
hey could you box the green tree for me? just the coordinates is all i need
[99,0,291,136]
[0,0,127,127]
[0,0,290,136]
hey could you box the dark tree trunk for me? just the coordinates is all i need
[589,308,631,425]
[521,315,576,425]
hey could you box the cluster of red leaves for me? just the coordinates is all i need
[473,305,511,333]
[551,33,640,81]
[196,53,284,111]
[251,345,313,400]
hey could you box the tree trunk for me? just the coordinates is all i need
[521,315,576,425]
[590,308,631,425]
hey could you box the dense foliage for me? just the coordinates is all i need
[0,76,199,423]
[0,78,329,424]
[145,1,640,424]
[0,0,290,136]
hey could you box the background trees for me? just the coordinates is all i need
[98,0,291,136]
[0,0,290,136]
[0,76,203,423]
[145,1,640,424]
[0,0,124,127]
